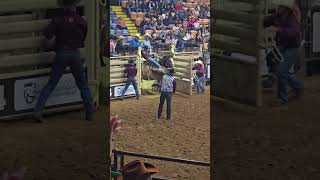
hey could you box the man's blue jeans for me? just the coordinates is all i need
[149,57,162,69]
[275,48,303,103]
[34,49,94,116]
[176,42,185,52]
[196,76,205,93]
[158,91,172,119]
[120,77,140,97]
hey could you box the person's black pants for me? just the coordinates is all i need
[158,91,172,120]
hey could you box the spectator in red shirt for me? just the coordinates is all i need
[175,1,183,10]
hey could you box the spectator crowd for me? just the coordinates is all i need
[110,0,210,56]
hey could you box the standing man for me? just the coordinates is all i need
[120,59,140,100]
[263,0,304,105]
[158,68,176,121]
[34,0,94,122]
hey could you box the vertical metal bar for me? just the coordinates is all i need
[84,0,97,105]
[255,1,264,107]
[120,154,125,167]
[113,151,118,172]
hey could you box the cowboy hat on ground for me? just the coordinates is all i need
[121,160,160,180]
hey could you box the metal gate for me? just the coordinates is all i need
[213,0,266,106]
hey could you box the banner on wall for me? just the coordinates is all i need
[110,85,136,98]
[14,73,82,111]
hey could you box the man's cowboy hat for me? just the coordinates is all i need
[272,0,295,9]
[144,33,151,38]
[121,160,160,177]
[58,0,81,7]
[118,36,125,40]
[195,60,203,65]
[133,33,140,37]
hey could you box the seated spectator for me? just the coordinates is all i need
[165,33,173,44]
[193,20,200,30]
[183,30,192,41]
[117,17,127,30]
[172,23,180,31]
[175,1,183,10]
[126,1,135,14]
[140,34,153,53]
[115,36,126,55]
[195,31,203,43]
[187,16,196,28]
[163,16,171,26]
[110,36,117,56]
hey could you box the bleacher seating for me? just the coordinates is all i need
[110,10,130,37]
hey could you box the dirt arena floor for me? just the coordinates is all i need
[0,106,108,180]
[213,75,320,180]
[111,88,210,180]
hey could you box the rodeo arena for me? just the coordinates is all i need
[109,0,211,179]
[213,0,320,179]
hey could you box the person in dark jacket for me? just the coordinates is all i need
[115,36,126,55]
[175,36,185,52]
[192,60,205,94]
[263,0,303,105]
[34,0,94,122]
[158,68,176,121]
[120,59,140,100]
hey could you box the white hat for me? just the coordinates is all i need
[272,0,295,9]
[134,33,140,37]
[194,60,203,65]
[144,33,151,37]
